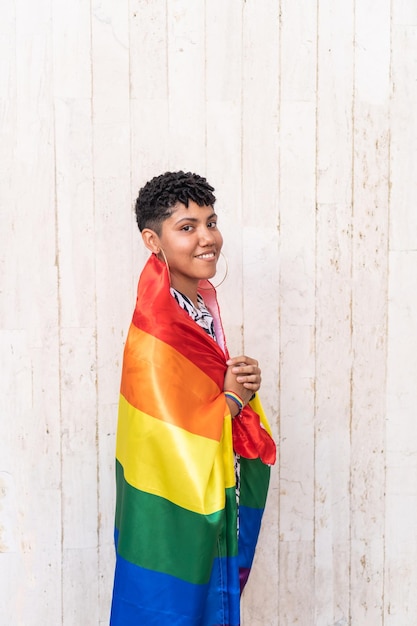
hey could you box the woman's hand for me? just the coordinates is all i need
[223,355,261,415]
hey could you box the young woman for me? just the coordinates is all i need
[110,171,276,626]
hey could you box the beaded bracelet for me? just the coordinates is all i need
[224,391,244,417]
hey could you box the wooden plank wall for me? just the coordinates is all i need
[1,1,416,624]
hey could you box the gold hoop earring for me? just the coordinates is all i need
[156,248,171,285]
[200,251,228,290]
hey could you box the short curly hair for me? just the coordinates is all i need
[135,171,216,233]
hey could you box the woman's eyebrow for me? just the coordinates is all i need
[174,213,217,225]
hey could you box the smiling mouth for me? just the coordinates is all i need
[195,252,216,259]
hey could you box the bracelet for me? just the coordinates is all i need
[224,391,244,417]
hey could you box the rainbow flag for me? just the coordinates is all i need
[110,254,275,625]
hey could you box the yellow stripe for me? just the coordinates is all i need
[116,394,235,515]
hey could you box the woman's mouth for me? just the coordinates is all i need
[195,252,216,260]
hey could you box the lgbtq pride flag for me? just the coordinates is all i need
[110,254,276,625]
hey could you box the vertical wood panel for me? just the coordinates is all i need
[0,0,62,622]
[53,1,99,623]
[90,2,131,621]
[167,0,206,169]
[389,24,417,251]
[385,6,417,623]
[350,1,390,623]
[278,0,317,622]
[1,15,23,620]
[205,0,244,350]
[241,1,280,623]
[385,252,417,625]
[315,0,354,623]
[130,0,169,196]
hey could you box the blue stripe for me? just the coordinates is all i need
[238,505,264,570]
[111,535,240,625]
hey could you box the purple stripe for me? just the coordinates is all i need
[239,567,251,593]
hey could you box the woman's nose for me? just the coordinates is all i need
[199,227,215,244]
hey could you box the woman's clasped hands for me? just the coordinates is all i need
[223,355,261,417]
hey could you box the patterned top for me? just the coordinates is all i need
[170,288,217,342]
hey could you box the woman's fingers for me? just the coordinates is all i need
[227,357,260,379]
[226,355,261,391]
[226,355,258,368]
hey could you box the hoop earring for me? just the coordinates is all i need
[200,251,229,290]
[156,248,171,285]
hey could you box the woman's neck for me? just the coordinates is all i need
[171,277,199,308]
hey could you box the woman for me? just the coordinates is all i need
[110,171,276,626]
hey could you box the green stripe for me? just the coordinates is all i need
[239,457,271,509]
[115,460,238,585]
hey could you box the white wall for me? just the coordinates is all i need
[1,1,416,624]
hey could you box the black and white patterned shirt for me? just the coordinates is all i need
[170,288,217,342]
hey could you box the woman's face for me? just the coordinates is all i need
[156,200,223,295]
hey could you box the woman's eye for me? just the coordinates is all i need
[181,225,193,231]
[208,221,217,229]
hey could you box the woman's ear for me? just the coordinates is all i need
[141,228,161,254]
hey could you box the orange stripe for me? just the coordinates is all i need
[121,325,226,441]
